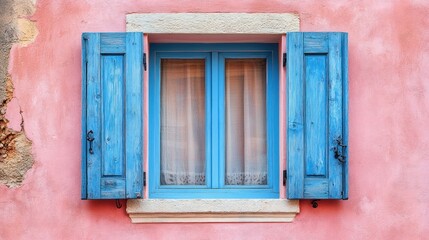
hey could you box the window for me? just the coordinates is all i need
[81,31,348,222]
[81,31,348,209]
[149,44,279,198]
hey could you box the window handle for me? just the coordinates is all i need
[86,130,95,154]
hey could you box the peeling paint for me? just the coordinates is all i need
[16,18,38,46]
[0,0,36,187]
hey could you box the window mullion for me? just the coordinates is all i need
[211,51,221,189]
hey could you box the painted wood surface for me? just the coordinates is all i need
[305,54,327,176]
[102,55,124,177]
[82,32,143,199]
[287,32,348,200]
[85,33,102,199]
[125,33,144,198]
[81,35,88,200]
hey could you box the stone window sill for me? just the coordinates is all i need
[126,199,299,223]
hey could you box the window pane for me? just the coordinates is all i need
[160,59,206,185]
[225,59,267,185]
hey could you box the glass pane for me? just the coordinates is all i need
[225,58,267,185]
[160,59,206,185]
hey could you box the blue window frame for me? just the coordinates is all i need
[149,43,279,198]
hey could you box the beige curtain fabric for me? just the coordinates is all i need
[160,59,206,185]
[225,59,267,185]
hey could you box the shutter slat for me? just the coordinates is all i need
[86,33,102,199]
[125,33,143,199]
[287,32,348,200]
[286,32,305,199]
[81,35,88,200]
[342,35,349,200]
[327,33,344,199]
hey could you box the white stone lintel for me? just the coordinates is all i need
[126,13,299,34]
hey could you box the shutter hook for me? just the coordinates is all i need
[115,199,122,209]
[311,200,320,208]
[333,136,347,163]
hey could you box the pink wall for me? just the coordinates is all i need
[2,0,429,239]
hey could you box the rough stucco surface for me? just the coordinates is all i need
[1,0,429,239]
[0,0,35,187]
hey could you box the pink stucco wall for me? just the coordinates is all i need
[2,0,429,239]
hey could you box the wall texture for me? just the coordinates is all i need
[0,0,35,188]
[1,0,428,239]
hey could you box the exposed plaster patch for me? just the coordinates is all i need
[0,0,37,188]
[0,132,33,187]
[16,18,38,46]
[5,97,23,131]
[14,0,36,17]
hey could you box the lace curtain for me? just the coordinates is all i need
[160,58,267,186]
[225,59,267,185]
[160,59,206,185]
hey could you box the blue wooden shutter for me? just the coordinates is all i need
[287,32,348,200]
[81,32,143,199]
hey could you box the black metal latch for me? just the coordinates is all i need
[86,130,95,154]
[283,170,287,186]
[143,53,147,71]
[283,53,287,67]
[333,136,347,163]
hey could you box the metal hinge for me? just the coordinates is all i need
[143,53,147,71]
[282,53,287,67]
[283,170,287,186]
[143,172,146,186]
[83,36,88,63]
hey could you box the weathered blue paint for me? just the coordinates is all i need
[81,35,88,200]
[81,32,143,200]
[211,51,219,189]
[85,33,102,199]
[305,55,327,176]
[102,55,124,177]
[149,43,279,199]
[124,33,144,199]
[342,35,349,200]
[287,32,348,200]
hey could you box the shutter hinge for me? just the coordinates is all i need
[143,53,147,71]
[143,171,146,186]
[83,36,88,63]
[282,53,287,67]
[283,170,287,186]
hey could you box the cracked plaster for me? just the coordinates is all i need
[0,0,36,187]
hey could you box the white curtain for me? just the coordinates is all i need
[225,59,267,185]
[160,58,267,186]
[160,59,206,185]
